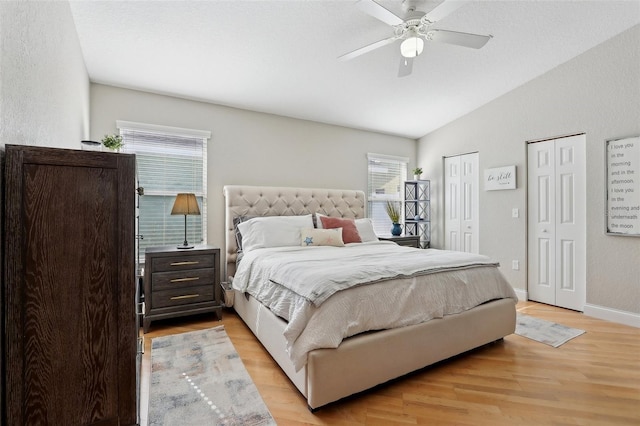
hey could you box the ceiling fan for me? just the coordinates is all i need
[339,0,492,77]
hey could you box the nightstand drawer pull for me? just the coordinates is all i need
[170,277,200,283]
[170,294,200,300]
[170,260,200,266]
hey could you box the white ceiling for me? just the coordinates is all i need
[68,0,639,139]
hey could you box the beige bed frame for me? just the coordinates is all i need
[223,185,516,410]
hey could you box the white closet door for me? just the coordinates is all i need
[444,153,479,253]
[527,135,586,311]
[528,140,557,305]
[460,153,479,253]
[444,156,461,251]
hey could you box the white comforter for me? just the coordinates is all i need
[233,241,517,370]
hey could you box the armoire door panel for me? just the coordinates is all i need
[3,145,138,426]
[23,164,120,425]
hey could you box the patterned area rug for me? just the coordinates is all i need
[515,313,585,347]
[148,326,276,426]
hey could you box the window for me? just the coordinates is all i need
[118,121,210,263]
[367,153,408,235]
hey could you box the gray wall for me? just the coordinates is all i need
[0,1,89,149]
[418,25,640,320]
[90,84,416,260]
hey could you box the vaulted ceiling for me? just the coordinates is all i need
[69,0,640,139]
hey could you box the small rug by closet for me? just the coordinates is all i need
[515,313,585,347]
[148,326,276,426]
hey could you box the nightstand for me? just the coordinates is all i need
[378,234,421,248]
[143,244,222,333]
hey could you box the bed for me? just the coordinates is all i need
[223,185,517,410]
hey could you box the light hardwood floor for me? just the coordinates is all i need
[140,301,640,425]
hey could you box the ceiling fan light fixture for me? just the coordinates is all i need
[400,36,424,58]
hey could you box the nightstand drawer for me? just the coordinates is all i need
[152,285,214,308]
[152,254,215,273]
[378,235,420,248]
[152,268,215,291]
[395,238,419,248]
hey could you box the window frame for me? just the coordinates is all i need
[367,153,409,236]
[117,120,210,263]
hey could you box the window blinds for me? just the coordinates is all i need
[118,122,209,262]
[367,153,408,236]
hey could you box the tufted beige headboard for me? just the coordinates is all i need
[223,185,366,277]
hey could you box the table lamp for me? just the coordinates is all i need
[171,193,200,249]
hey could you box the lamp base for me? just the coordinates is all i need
[177,243,194,249]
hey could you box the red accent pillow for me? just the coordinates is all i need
[319,216,362,244]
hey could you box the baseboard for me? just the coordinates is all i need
[513,288,527,302]
[516,288,639,328]
[583,303,640,328]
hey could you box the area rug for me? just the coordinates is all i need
[515,313,585,347]
[148,326,276,426]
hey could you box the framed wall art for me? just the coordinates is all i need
[484,165,516,191]
[605,135,640,236]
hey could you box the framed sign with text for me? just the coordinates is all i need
[484,165,516,190]
[606,136,640,236]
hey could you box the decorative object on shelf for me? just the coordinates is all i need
[80,140,102,151]
[171,193,201,249]
[101,134,124,152]
[385,201,402,236]
[412,167,423,180]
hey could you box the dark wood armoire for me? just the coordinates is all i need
[1,145,139,425]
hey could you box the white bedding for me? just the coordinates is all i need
[233,241,517,370]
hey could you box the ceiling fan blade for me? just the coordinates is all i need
[424,0,469,22]
[356,0,403,26]
[398,57,413,78]
[338,36,396,61]
[428,29,492,49]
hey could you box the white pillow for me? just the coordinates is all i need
[355,218,379,242]
[237,214,313,252]
[317,213,378,242]
[301,228,344,247]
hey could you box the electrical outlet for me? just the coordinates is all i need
[512,260,519,270]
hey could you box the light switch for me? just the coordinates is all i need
[512,208,519,218]
[512,260,519,270]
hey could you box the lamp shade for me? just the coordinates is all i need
[400,36,424,58]
[171,193,201,216]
